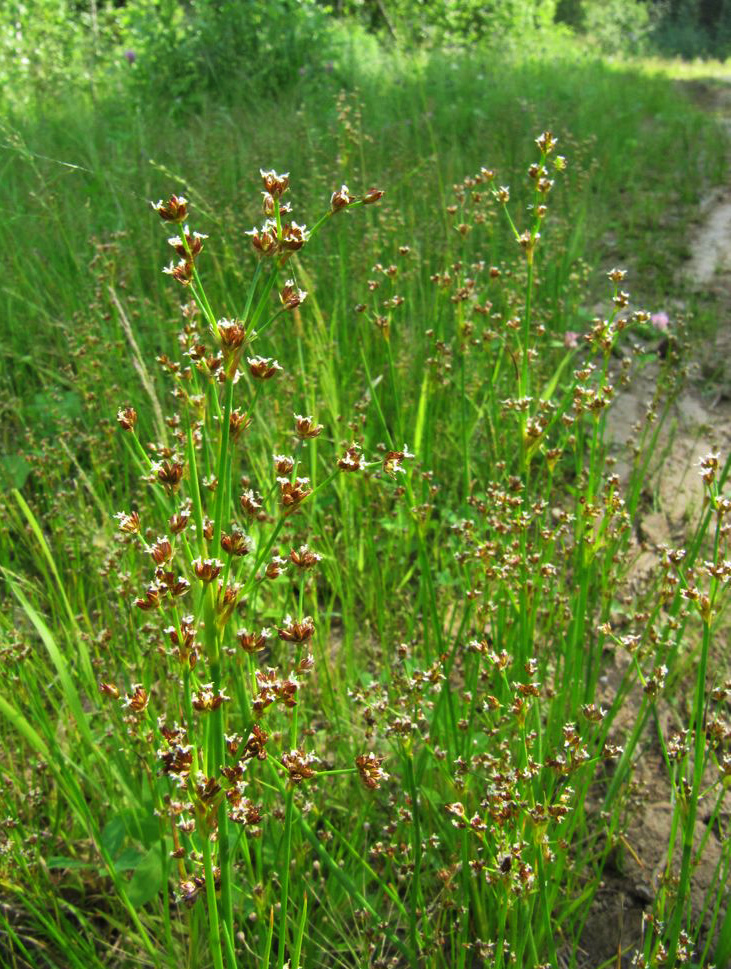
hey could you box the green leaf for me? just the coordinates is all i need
[113,847,145,873]
[0,454,31,490]
[126,843,166,909]
[101,815,127,858]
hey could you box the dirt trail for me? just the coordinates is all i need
[583,79,731,968]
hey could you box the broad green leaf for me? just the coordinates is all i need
[126,843,166,909]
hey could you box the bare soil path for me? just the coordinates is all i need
[578,76,731,968]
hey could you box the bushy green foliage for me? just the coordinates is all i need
[116,0,337,108]
[0,0,341,113]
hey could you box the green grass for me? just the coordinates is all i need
[1,34,731,969]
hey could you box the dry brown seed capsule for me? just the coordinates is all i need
[192,684,230,712]
[355,753,389,790]
[383,446,414,476]
[260,169,289,198]
[246,222,278,256]
[362,187,384,205]
[99,682,120,700]
[229,799,263,826]
[248,356,283,380]
[273,454,294,475]
[280,280,307,309]
[124,684,149,712]
[152,194,188,223]
[168,228,207,260]
[149,536,173,565]
[221,528,251,557]
[218,319,247,350]
[265,556,287,579]
[290,545,321,569]
[135,585,161,611]
[117,406,138,430]
[278,615,315,643]
[163,259,194,286]
[282,749,318,784]
[237,628,270,653]
[115,510,140,534]
[331,185,354,211]
[154,460,185,494]
[229,409,252,440]
[241,725,269,761]
[279,476,311,510]
[192,557,223,583]
[240,489,263,518]
[169,509,190,534]
[294,414,323,439]
[280,221,309,252]
[338,444,362,472]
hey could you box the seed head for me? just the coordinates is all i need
[123,684,149,712]
[331,185,354,211]
[153,460,185,494]
[383,446,414,476]
[163,259,194,286]
[192,557,223,583]
[115,510,140,534]
[294,414,323,439]
[117,406,138,431]
[362,187,384,205]
[152,194,188,223]
[240,489,263,518]
[192,684,230,712]
[229,409,252,440]
[279,476,312,511]
[135,585,161,611]
[265,556,288,579]
[273,454,295,475]
[280,221,309,252]
[248,356,283,380]
[282,748,319,784]
[338,444,363,472]
[355,753,389,790]
[149,536,173,565]
[168,227,207,260]
[169,509,191,534]
[260,169,289,198]
[290,545,321,570]
[278,615,315,643]
[237,628,271,653]
[280,280,307,309]
[220,528,251,557]
[240,725,269,761]
[246,222,278,256]
[535,131,557,155]
[218,319,247,350]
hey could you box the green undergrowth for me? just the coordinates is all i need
[1,40,730,969]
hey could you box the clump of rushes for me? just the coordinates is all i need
[347,133,730,967]
[108,171,386,969]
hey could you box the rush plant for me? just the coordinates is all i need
[1,133,730,969]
